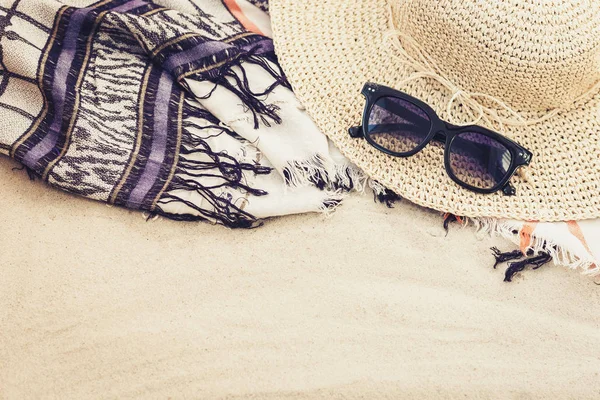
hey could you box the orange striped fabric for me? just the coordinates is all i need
[567,221,594,257]
[223,0,264,35]
[519,222,539,253]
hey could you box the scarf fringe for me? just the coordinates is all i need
[490,247,525,268]
[330,163,369,192]
[282,154,333,189]
[326,162,402,207]
[153,122,345,228]
[490,247,553,282]
[281,155,382,198]
[281,154,402,206]
[501,253,554,282]
[182,53,288,130]
[369,180,402,207]
[247,54,292,91]
[155,188,261,229]
[447,215,599,278]
[280,155,403,208]
[321,192,345,215]
[155,122,270,228]
[225,36,290,90]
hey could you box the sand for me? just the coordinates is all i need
[2,155,600,399]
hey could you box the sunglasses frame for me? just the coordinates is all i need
[349,82,533,196]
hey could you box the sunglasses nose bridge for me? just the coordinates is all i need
[433,130,447,143]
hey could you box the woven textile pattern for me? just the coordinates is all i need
[270,0,600,222]
[0,0,308,227]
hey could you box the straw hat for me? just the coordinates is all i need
[270,0,600,221]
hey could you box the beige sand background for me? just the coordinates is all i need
[1,155,600,399]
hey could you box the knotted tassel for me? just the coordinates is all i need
[504,252,553,282]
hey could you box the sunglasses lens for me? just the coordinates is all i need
[367,96,432,154]
[448,132,513,190]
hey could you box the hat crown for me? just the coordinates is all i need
[396,0,600,111]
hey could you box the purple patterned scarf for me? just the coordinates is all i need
[0,0,365,227]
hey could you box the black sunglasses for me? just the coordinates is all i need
[349,83,533,196]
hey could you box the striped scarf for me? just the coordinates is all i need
[0,0,371,228]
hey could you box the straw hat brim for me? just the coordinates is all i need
[270,0,600,222]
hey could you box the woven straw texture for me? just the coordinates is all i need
[270,0,600,221]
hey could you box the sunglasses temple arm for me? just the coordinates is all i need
[349,126,364,138]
